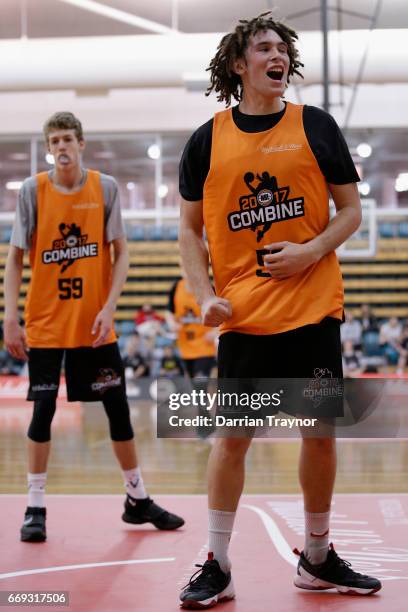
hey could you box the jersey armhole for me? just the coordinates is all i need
[301,106,328,183]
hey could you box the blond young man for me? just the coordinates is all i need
[4,112,184,541]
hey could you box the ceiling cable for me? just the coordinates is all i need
[20,0,28,39]
[343,0,383,131]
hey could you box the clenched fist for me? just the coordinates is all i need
[201,297,232,327]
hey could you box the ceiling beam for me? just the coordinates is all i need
[56,0,178,35]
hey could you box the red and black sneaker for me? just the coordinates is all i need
[294,544,382,595]
[180,553,235,609]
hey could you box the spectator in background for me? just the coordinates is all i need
[134,317,176,379]
[134,304,164,327]
[0,349,25,375]
[360,304,379,335]
[0,322,26,375]
[160,345,184,377]
[379,316,402,365]
[135,305,176,357]
[395,323,408,375]
[342,339,362,377]
[122,333,150,379]
[340,310,362,349]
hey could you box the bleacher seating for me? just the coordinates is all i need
[398,222,408,238]
[379,222,398,238]
[0,228,12,244]
[125,224,178,242]
[1,229,408,321]
[362,331,382,357]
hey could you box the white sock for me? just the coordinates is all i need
[208,509,235,573]
[28,472,47,508]
[304,509,330,565]
[123,467,147,500]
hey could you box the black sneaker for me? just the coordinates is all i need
[294,544,382,595]
[20,507,46,542]
[122,495,184,530]
[180,553,235,609]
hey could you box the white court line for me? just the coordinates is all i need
[0,557,175,580]
[242,504,297,567]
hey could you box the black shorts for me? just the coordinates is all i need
[183,357,216,378]
[218,317,342,378]
[27,342,127,402]
[217,317,343,418]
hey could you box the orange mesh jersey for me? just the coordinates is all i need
[203,102,344,335]
[25,170,116,348]
[173,279,216,360]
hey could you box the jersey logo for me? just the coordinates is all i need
[303,368,344,408]
[179,307,200,324]
[31,383,58,393]
[261,143,302,154]
[91,368,122,394]
[227,171,305,242]
[42,222,98,273]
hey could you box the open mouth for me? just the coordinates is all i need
[58,154,70,163]
[267,68,284,81]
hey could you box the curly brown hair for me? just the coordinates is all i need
[206,11,304,107]
[43,111,84,143]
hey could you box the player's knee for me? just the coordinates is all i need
[110,422,134,442]
[102,396,134,441]
[302,436,335,453]
[27,398,57,442]
[215,437,251,460]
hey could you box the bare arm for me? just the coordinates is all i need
[179,199,213,305]
[4,246,27,360]
[106,236,129,310]
[92,236,129,347]
[264,183,362,278]
[309,182,362,257]
[164,310,180,332]
[179,198,231,326]
[379,326,387,345]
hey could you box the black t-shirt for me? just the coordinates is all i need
[168,279,179,314]
[168,278,214,314]
[179,104,360,201]
[161,355,184,375]
[362,315,379,333]
[123,353,150,376]
[343,353,361,369]
[401,336,408,351]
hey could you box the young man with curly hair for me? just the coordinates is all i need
[178,12,381,607]
[4,111,184,542]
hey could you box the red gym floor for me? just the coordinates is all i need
[0,494,407,611]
